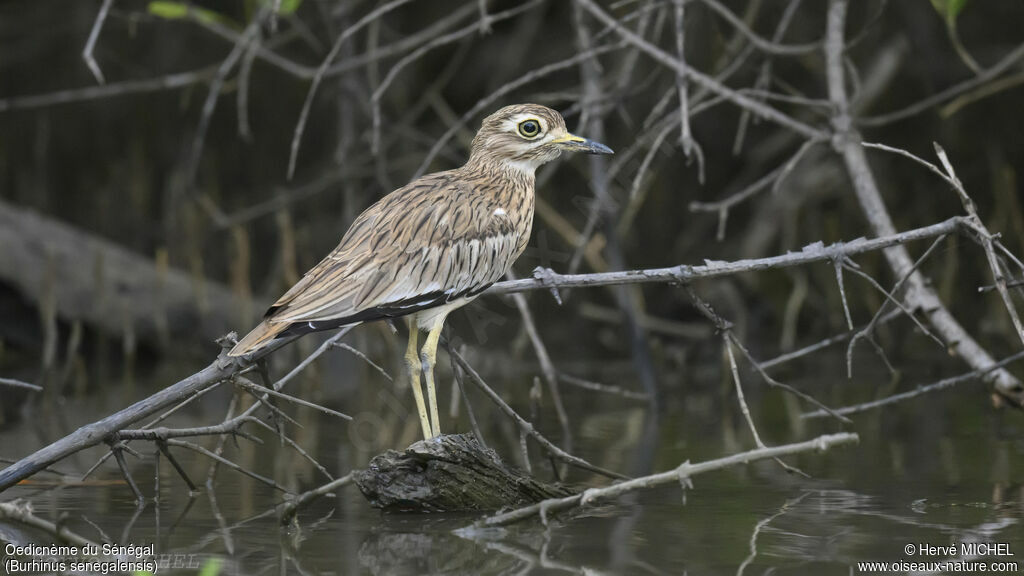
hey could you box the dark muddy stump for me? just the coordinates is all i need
[354,433,574,512]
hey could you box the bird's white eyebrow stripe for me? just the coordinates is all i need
[504,114,548,133]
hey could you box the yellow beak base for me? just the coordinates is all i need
[551,132,614,154]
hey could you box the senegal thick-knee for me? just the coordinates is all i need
[229,103,613,440]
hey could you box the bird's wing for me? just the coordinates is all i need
[262,171,522,326]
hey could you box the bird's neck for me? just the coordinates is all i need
[461,157,537,189]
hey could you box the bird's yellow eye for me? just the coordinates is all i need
[517,119,541,139]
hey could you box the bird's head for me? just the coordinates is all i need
[468,103,613,173]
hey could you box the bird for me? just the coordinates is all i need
[228,103,613,440]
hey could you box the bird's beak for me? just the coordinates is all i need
[551,132,614,155]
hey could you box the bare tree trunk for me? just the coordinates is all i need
[0,198,264,347]
[823,0,1023,403]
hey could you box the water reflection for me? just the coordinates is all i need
[2,346,1023,575]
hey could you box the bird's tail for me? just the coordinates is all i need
[228,320,291,357]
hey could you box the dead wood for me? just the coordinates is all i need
[0,198,264,347]
[354,434,574,512]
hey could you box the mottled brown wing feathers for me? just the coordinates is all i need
[228,168,527,356]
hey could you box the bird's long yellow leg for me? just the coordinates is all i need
[420,321,444,438]
[404,318,432,440]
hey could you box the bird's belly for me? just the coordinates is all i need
[412,296,477,332]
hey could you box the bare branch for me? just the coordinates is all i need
[558,373,649,401]
[696,0,820,56]
[860,43,1024,127]
[234,377,353,421]
[824,0,1023,402]
[371,0,544,153]
[168,439,291,494]
[689,138,822,240]
[508,272,573,454]
[448,346,627,481]
[278,473,354,524]
[287,0,416,180]
[489,218,965,296]
[469,433,858,527]
[0,377,42,392]
[934,143,1024,347]
[185,13,264,191]
[82,0,114,84]
[847,234,948,378]
[413,41,627,179]
[0,501,97,547]
[574,0,828,140]
[0,68,216,113]
[804,350,1024,419]
[864,140,1024,348]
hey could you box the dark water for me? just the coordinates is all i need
[2,341,1024,575]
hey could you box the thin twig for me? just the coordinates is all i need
[109,442,146,506]
[82,0,114,84]
[413,41,627,178]
[859,43,1024,127]
[234,377,352,421]
[287,0,415,179]
[168,439,291,494]
[156,440,198,493]
[558,373,649,401]
[934,143,1024,347]
[673,0,696,162]
[448,346,627,480]
[695,0,820,56]
[370,0,544,152]
[728,333,852,425]
[804,350,1024,419]
[185,12,264,191]
[574,0,827,140]
[332,342,393,382]
[0,377,42,392]
[847,234,948,378]
[277,473,354,524]
[733,0,805,153]
[508,273,573,454]
[865,140,1024,347]
[841,260,943,348]
[246,418,333,482]
[0,68,216,113]
[724,336,767,450]
[451,348,487,446]
[689,139,821,240]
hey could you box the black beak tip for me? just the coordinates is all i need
[589,141,614,155]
